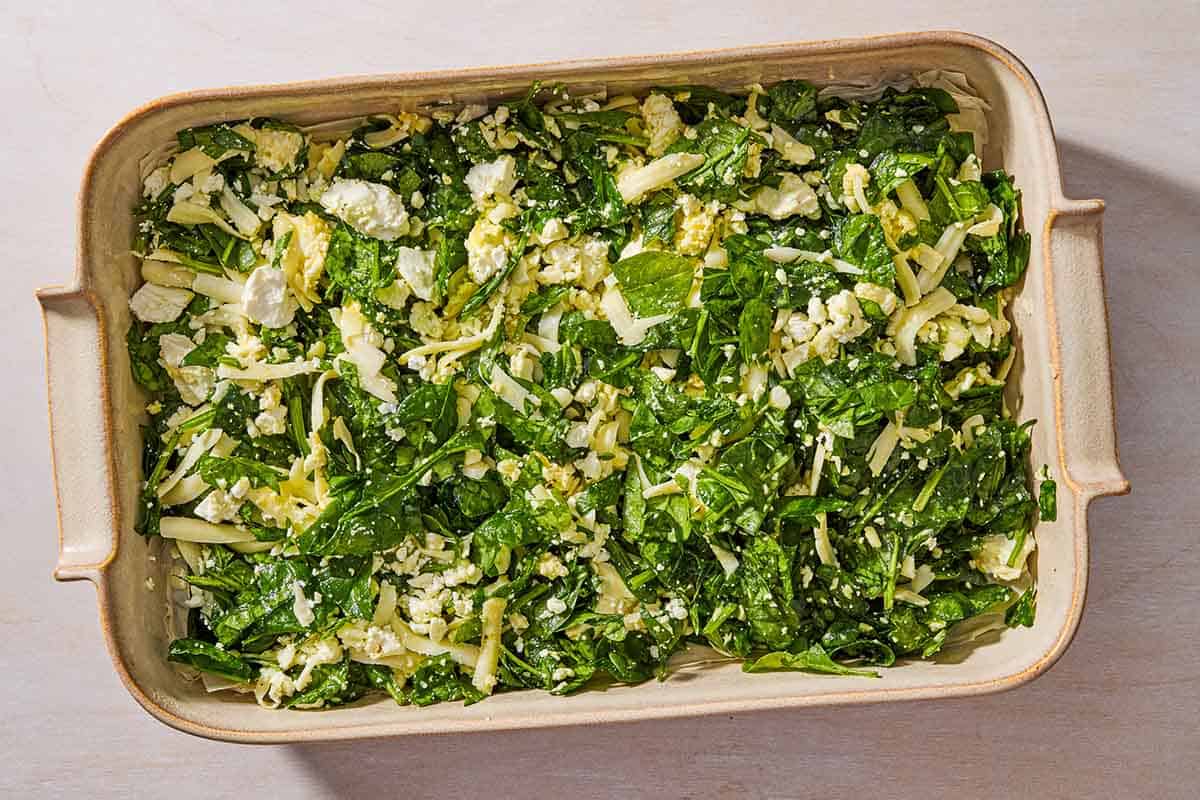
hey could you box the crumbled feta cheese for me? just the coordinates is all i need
[405,589,448,624]
[172,182,196,204]
[241,266,297,328]
[768,384,791,410]
[195,488,242,523]
[536,217,569,245]
[319,179,410,240]
[938,315,972,361]
[537,553,569,579]
[641,92,684,156]
[142,166,169,199]
[464,155,517,206]
[785,312,818,343]
[854,281,899,315]
[199,172,226,195]
[825,290,869,343]
[753,173,821,220]
[442,560,483,587]
[254,405,287,436]
[451,592,475,618]
[466,216,512,284]
[226,333,266,367]
[394,246,436,301]
[539,241,581,285]
[673,194,716,256]
[577,238,610,289]
[665,597,688,620]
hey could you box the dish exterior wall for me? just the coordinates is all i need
[40,31,1126,742]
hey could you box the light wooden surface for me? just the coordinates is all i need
[3,2,1196,797]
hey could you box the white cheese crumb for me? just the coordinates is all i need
[394,246,436,301]
[464,155,517,206]
[641,93,684,156]
[753,173,821,220]
[241,266,297,328]
[195,489,242,524]
[319,179,410,240]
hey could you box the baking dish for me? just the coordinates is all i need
[39,30,1128,743]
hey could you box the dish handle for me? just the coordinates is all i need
[1045,198,1130,500]
[38,286,118,582]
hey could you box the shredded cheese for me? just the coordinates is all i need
[471,597,507,694]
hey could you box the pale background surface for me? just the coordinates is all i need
[2,1,1197,797]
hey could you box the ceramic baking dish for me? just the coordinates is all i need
[39,30,1128,743]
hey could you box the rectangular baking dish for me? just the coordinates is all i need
[39,30,1128,743]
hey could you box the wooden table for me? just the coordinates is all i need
[3,2,1195,796]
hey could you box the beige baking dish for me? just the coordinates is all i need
[38,30,1128,743]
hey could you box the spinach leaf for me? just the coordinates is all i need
[763,80,819,126]
[196,454,283,491]
[409,654,486,706]
[738,298,772,363]
[181,333,232,368]
[868,151,935,202]
[287,659,359,708]
[385,382,457,445]
[177,124,254,158]
[338,151,400,181]
[744,644,880,678]
[1005,587,1037,628]
[833,214,894,287]
[314,557,375,619]
[1038,469,1058,522]
[521,285,569,316]
[667,117,751,202]
[929,177,990,224]
[653,85,744,124]
[126,323,176,393]
[297,480,423,557]
[610,251,695,317]
[323,223,396,303]
[640,192,678,247]
[167,639,256,682]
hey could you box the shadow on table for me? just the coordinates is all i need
[282,140,1200,799]
[1055,139,1200,500]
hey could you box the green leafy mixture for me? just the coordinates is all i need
[127,75,1053,710]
